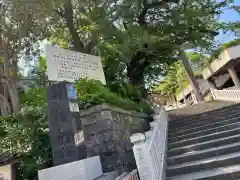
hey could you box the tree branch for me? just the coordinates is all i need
[62,0,85,52]
[138,0,148,26]
[55,9,64,18]
[54,1,85,52]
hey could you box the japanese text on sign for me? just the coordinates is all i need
[45,45,106,84]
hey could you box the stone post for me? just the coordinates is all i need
[130,107,168,180]
[47,81,86,166]
[179,49,204,102]
[207,78,217,100]
[228,66,240,88]
[130,133,155,179]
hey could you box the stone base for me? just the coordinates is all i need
[38,156,102,180]
[80,103,151,173]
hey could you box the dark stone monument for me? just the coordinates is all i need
[47,81,86,166]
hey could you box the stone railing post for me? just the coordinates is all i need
[130,107,168,180]
[210,88,216,100]
[130,133,155,180]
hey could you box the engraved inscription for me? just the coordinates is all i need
[58,143,74,159]
[45,45,106,84]
[74,131,84,145]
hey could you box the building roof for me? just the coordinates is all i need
[202,45,240,79]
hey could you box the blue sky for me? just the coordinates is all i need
[215,0,240,43]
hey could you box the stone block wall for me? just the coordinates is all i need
[80,104,151,173]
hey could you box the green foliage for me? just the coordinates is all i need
[107,80,143,103]
[32,56,49,87]
[20,87,46,107]
[156,52,204,96]
[11,0,230,93]
[0,105,51,180]
[36,56,47,75]
[0,86,50,180]
[75,79,152,114]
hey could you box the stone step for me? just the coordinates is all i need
[168,127,240,150]
[168,134,240,157]
[168,121,240,143]
[167,151,240,177]
[168,141,240,166]
[169,108,237,124]
[168,116,240,138]
[169,103,239,124]
[168,164,240,180]
[167,102,240,180]
[169,110,240,133]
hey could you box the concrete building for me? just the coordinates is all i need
[176,44,240,105]
[202,44,240,90]
[176,78,210,105]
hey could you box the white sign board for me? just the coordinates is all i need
[45,45,106,84]
[0,164,12,180]
[38,156,103,180]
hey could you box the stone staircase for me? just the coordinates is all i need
[167,101,240,180]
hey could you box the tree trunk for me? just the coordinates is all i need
[0,94,11,114]
[12,55,18,78]
[5,79,20,113]
[127,66,147,98]
[3,38,9,78]
[179,49,204,102]
[1,39,12,114]
[9,55,20,113]
[1,45,20,114]
[126,50,149,98]
[63,0,85,53]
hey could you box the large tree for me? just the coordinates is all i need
[11,0,231,98]
[0,0,47,114]
[97,0,227,86]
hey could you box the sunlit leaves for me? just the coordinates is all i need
[0,87,50,179]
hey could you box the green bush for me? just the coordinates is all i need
[0,105,51,180]
[20,87,46,107]
[107,80,143,102]
[1,79,151,180]
[74,79,152,114]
